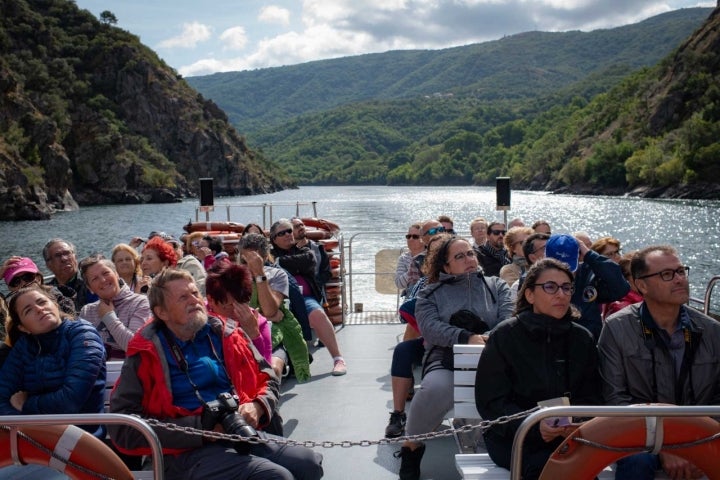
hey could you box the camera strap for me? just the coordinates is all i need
[160,326,237,407]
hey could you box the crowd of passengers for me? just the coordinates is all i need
[390,216,720,480]
[0,214,718,480]
[0,218,345,479]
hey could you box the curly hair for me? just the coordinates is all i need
[422,234,461,284]
[143,236,178,267]
[205,261,253,305]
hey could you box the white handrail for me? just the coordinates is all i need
[510,405,720,480]
[1,413,163,480]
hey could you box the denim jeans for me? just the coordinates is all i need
[615,453,660,480]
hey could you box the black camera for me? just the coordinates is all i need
[203,392,259,442]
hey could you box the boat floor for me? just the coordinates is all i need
[279,318,463,480]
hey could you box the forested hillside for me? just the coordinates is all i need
[0,0,292,220]
[189,7,719,198]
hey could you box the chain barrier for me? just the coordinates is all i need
[0,426,113,480]
[140,407,541,448]
[573,430,720,453]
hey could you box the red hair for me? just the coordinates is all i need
[143,237,178,267]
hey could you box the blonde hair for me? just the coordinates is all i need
[111,243,142,278]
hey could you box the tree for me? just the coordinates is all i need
[100,10,118,25]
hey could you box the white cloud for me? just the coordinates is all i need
[157,22,212,49]
[259,5,291,26]
[220,26,248,50]
[177,0,714,76]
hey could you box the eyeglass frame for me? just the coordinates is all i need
[405,234,421,240]
[635,265,689,282]
[489,229,507,236]
[530,281,575,295]
[448,250,476,262]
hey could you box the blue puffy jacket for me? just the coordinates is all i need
[0,319,106,437]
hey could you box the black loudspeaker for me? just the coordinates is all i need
[199,178,214,207]
[496,177,511,209]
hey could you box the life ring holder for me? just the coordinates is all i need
[0,424,134,480]
[539,408,720,480]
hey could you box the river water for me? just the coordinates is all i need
[1,186,718,310]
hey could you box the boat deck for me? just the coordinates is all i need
[279,319,463,480]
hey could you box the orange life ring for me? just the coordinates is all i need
[325,304,344,317]
[325,285,342,297]
[540,413,720,480]
[301,217,340,233]
[329,258,341,269]
[0,424,133,480]
[328,314,343,325]
[320,239,339,251]
[183,221,245,233]
[305,229,332,241]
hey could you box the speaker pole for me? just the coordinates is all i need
[199,178,215,222]
[496,177,511,226]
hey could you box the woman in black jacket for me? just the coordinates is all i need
[475,258,601,480]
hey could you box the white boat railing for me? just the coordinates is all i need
[688,275,720,318]
[1,413,163,480]
[510,405,720,480]
[193,201,319,228]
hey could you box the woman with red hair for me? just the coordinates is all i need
[138,237,177,293]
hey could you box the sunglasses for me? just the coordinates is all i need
[405,234,421,240]
[423,226,446,236]
[9,272,38,288]
[272,228,293,239]
[489,229,507,236]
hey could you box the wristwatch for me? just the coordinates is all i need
[254,275,267,283]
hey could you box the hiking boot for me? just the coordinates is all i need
[385,410,406,438]
[394,443,425,480]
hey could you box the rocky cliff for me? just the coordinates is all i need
[0,0,293,220]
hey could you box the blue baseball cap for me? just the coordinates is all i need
[545,234,579,272]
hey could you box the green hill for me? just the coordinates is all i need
[188,8,719,197]
[0,0,293,220]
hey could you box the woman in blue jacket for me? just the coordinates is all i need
[0,286,106,438]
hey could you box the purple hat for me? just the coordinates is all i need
[545,234,580,272]
[3,257,40,284]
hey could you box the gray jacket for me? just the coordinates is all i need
[416,271,513,350]
[598,303,720,406]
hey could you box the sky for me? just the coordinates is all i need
[72,0,715,77]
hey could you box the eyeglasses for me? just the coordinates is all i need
[192,240,201,247]
[445,229,455,234]
[9,272,38,288]
[405,234,421,240]
[636,266,689,282]
[451,250,476,262]
[50,249,74,261]
[531,281,575,295]
[489,229,507,236]
[272,228,293,239]
[423,226,446,236]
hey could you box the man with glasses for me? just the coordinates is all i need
[476,221,511,277]
[270,220,347,376]
[598,245,720,480]
[43,238,97,310]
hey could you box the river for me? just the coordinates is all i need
[1,186,718,310]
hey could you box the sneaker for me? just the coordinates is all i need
[394,443,425,480]
[385,410,406,438]
[331,358,347,376]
